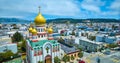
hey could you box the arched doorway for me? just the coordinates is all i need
[45,55,52,63]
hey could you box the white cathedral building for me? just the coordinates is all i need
[26,7,61,63]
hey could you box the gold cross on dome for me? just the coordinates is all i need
[38,6,41,13]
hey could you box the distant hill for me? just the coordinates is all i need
[0,18,31,24]
[47,18,120,23]
[0,18,120,24]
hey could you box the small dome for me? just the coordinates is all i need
[44,27,47,31]
[29,27,33,32]
[34,13,46,25]
[32,28,37,35]
[48,27,53,34]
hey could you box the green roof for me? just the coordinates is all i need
[28,39,59,48]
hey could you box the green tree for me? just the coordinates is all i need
[3,50,14,60]
[54,56,61,63]
[12,31,23,43]
[88,35,96,41]
[77,47,83,58]
[61,33,64,36]
[67,55,70,62]
[38,61,43,63]
[0,53,4,62]
[58,37,64,42]
[62,55,67,63]
[78,52,83,58]
[0,50,18,62]
[112,25,118,30]
[71,55,75,61]
[107,44,118,48]
[21,39,26,52]
[78,47,83,51]
[94,28,98,31]
[13,53,19,58]
[62,55,70,63]
[71,31,75,35]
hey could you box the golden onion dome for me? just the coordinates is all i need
[32,28,37,35]
[29,27,33,32]
[34,13,46,25]
[48,27,53,34]
[44,27,47,31]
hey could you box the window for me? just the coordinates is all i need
[38,35,40,38]
[41,35,43,38]
[41,29,43,32]
[41,29,42,32]
[32,36,36,39]
[39,29,41,32]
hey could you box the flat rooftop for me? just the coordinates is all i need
[79,37,103,45]
[61,44,78,54]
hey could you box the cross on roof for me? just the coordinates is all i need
[46,47,49,53]
[38,6,41,13]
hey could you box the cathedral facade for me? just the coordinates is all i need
[26,8,61,63]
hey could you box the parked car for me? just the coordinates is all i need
[78,60,85,63]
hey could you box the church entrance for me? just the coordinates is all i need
[45,55,52,63]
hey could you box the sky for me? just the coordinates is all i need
[0,0,120,20]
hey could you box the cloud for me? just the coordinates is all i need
[0,0,41,19]
[81,4,100,13]
[79,0,120,18]
[101,0,120,16]
[80,0,104,13]
[39,0,80,16]
[0,0,119,19]
[109,0,120,11]
[0,0,81,18]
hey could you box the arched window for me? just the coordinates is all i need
[40,28,41,32]
[42,28,43,32]
[41,29,42,32]
[38,35,40,38]
[41,35,43,38]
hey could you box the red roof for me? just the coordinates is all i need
[32,40,38,42]
[48,37,54,40]
[37,32,47,35]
